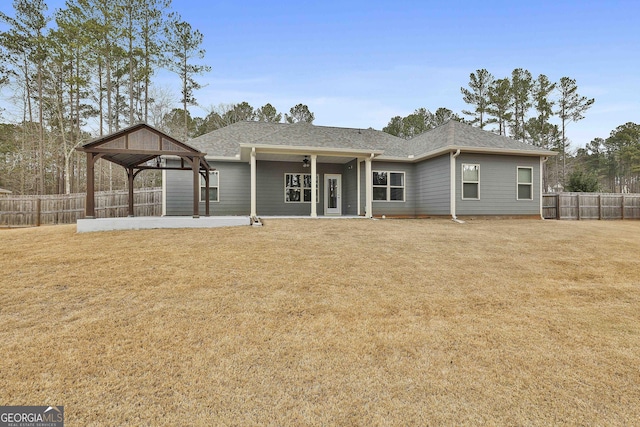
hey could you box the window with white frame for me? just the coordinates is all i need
[372,171,405,201]
[200,171,219,202]
[517,167,533,200]
[462,164,480,199]
[285,173,319,203]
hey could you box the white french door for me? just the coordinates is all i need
[324,174,342,215]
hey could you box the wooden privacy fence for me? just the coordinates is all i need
[0,187,162,227]
[543,192,640,220]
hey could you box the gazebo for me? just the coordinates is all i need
[77,123,212,218]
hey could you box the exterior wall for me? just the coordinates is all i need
[455,153,540,216]
[359,161,417,217]
[164,154,542,217]
[164,159,250,216]
[342,159,359,215]
[415,154,450,216]
[256,160,346,215]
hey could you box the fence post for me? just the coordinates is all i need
[598,194,602,220]
[621,195,625,220]
[576,194,581,220]
[36,198,41,227]
[556,194,560,220]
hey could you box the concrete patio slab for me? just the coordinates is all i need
[77,216,250,233]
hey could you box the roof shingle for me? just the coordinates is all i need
[187,120,555,159]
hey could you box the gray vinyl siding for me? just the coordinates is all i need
[256,160,345,216]
[164,160,250,216]
[415,154,450,215]
[359,161,416,217]
[456,153,540,215]
[342,159,358,215]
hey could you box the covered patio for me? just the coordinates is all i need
[241,145,383,218]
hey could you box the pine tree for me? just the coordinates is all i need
[529,74,556,148]
[163,12,210,139]
[486,78,512,136]
[461,69,494,129]
[556,77,595,184]
[285,104,314,123]
[255,103,282,122]
[509,68,533,143]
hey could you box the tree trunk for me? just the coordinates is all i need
[38,60,45,195]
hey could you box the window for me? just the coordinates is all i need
[200,171,219,202]
[373,171,405,201]
[462,164,479,199]
[517,167,533,200]
[285,173,319,203]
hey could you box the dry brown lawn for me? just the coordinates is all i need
[1,219,639,426]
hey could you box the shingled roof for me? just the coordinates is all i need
[405,120,554,159]
[187,120,555,160]
[188,121,404,157]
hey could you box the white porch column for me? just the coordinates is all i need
[356,159,361,215]
[310,154,317,217]
[450,149,460,219]
[365,155,373,218]
[250,147,257,217]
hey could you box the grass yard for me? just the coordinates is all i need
[1,218,639,425]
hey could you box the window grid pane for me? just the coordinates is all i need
[463,164,479,182]
[518,168,532,183]
[373,172,387,185]
[463,183,479,199]
[286,188,301,202]
[390,173,404,186]
[390,187,404,201]
[518,184,532,200]
[373,187,387,200]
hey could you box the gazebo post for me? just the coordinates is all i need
[85,152,95,218]
[192,158,200,218]
[127,167,135,217]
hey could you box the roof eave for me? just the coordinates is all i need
[239,143,384,157]
[411,146,557,162]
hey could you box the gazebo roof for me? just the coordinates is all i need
[77,123,210,171]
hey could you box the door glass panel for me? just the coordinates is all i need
[328,178,337,209]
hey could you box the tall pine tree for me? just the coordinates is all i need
[461,69,494,129]
[556,77,595,184]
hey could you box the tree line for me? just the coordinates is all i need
[163,102,315,141]
[571,123,640,193]
[382,107,461,139]
[0,0,210,195]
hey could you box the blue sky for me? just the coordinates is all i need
[2,0,639,149]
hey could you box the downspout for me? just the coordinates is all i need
[450,149,461,222]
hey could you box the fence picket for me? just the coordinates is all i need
[0,188,162,227]
[543,192,640,220]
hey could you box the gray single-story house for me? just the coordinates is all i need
[163,120,555,219]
